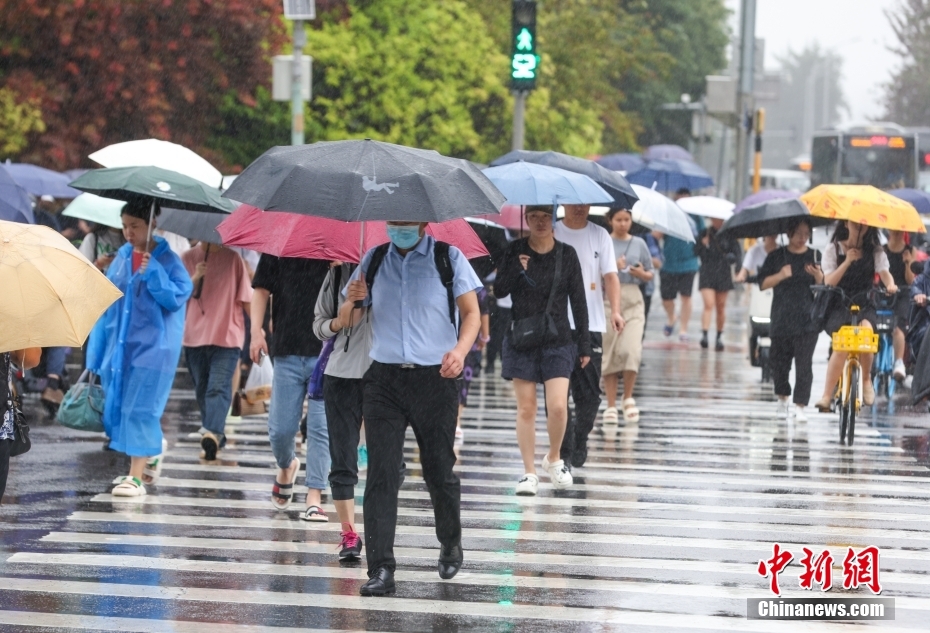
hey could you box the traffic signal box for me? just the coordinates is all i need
[511,1,538,92]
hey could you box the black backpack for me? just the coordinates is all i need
[364,241,456,327]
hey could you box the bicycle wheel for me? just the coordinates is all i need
[838,388,848,444]
[848,366,859,446]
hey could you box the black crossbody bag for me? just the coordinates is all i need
[509,242,563,351]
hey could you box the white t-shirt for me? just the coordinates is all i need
[554,221,618,333]
[742,242,774,274]
[821,242,890,275]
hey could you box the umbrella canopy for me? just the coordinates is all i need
[3,161,80,198]
[476,205,526,231]
[90,139,223,188]
[465,217,510,261]
[642,144,694,161]
[481,162,614,206]
[0,220,123,352]
[595,153,645,173]
[626,159,714,192]
[0,164,34,224]
[733,189,799,214]
[61,193,125,229]
[801,184,925,233]
[157,207,231,244]
[718,198,833,239]
[223,139,505,223]
[888,188,930,215]
[676,195,735,220]
[70,166,236,213]
[489,149,638,208]
[629,184,695,243]
[217,205,489,263]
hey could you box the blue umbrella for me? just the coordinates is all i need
[3,161,80,198]
[0,164,34,224]
[889,188,930,215]
[625,159,714,192]
[481,162,614,206]
[595,153,645,173]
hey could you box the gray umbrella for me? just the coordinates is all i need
[157,207,229,245]
[222,139,506,222]
[489,149,638,209]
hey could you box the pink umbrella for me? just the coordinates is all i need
[217,205,489,263]
[476,204,524,231]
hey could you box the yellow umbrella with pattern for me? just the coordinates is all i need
[801,184,925,233]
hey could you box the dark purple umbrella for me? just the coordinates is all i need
[734,189,799,214]
[595,153,645,173]
[643,144,693,162]
[0,164,34,224]
[889,188,930,215]
[3,161,80,198]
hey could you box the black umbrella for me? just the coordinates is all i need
[222,139,506,222]
[157,207,234,300]
[465,218,511,278]
[717,198,834,239]
[489,149,638,209]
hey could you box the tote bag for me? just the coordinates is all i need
[56,370,105,433]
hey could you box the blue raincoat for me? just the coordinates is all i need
[87,237,193,457]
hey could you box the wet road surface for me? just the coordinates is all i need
[2,291,930,631]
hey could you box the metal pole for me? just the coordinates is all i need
[291,20,306,146]
[734,0,756,201]
[512,91,527,151]
[697,99,707,166]
[752,108,765,194]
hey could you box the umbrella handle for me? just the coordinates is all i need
[145,200,156,253]
[192,244,210,300]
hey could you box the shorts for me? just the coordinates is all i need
[698,265,734,292]
[501,338,576,384]
[824,304,878,337]
[659,271,696,301]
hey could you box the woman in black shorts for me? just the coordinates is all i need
[494,205,590,497]
[694,218,742,350]
[814,221,898,410]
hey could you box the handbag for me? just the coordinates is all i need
[56,370,105,433]
[308,338,335,401]
[809,285,836,333]
[509,242,563,352]
[8,381,30,457]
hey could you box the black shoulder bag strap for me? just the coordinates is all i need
[545,242,564,316]
[433,241,456,327]
[362,243,391,306]
[332,265,343,315]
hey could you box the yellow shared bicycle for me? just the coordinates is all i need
[813,286,879,446]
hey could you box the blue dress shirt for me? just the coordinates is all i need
[348,235,482,366]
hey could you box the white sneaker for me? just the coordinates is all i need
[542,455,573,489]
[515,474,539,496]
[904,375,914,390]
[775,399,789,417]
[894,359,906,381]
[793,406,808,422]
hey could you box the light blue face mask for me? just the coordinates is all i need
[386,225,422,249]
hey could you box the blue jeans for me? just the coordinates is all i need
[185,346,240,446]
[268,355,329,491]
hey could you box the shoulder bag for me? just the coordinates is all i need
[509,243,563,352]
[56,370,105,433]
[8,379,30,457]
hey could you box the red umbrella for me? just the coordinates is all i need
[476,204,524,230]
[217,205,489,263]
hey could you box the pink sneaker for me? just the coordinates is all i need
[338,530,363,561]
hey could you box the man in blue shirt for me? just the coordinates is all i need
[343,221,482,596]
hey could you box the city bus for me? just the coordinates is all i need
[909,127,930,191]
[810,123,919,189]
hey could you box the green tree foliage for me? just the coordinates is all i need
[0,86,45,157]
[883,0,930,125]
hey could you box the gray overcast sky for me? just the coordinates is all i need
[725,0,901,123]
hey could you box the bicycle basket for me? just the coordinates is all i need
[874,310,895,333]
[832,326,879,353]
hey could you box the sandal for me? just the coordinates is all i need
[622,398,640,423]
[271,457,300,511]
[112,477,146,497]
[300,505,329,522]
[602,406,619,425]
[142,455,163,485]
[814,396,832,413]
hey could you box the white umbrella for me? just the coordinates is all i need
[630,184,695,243]
[61,193,125,229]
[676,195,735,220]
[89,139,223,188]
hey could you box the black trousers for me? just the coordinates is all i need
[560,331,603,461]
[770,332,819,406]
[324,376,364,502]
[362,362,461,575]
[0,439,12,502]
[486,305,512,368]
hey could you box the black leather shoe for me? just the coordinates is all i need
[438,544,463,579]
[571,443,588,468]
[359,567,395,596]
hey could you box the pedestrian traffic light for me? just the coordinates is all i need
[511,0,538,91]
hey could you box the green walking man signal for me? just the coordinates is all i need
[511,1,538,91]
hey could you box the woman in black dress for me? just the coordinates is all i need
[1,348,40,501]
[694,218,742,350]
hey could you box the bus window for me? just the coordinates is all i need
[840,145,914,188]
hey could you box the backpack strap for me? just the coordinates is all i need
[433,241,456,327]
[332,265,343,314]
[362,243,391,306]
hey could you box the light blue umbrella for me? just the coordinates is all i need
[61,193,125,229]
[0,164,34,224]
[481,161,614,206]
[625,159,714,192]
[3,160,80,198]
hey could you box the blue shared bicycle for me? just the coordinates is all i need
[871,289,898,401]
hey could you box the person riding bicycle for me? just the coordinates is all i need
[814,221,898,412]
[884,230,915,381]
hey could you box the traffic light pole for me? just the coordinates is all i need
[512,91,527,151]
[291,20,306,146]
